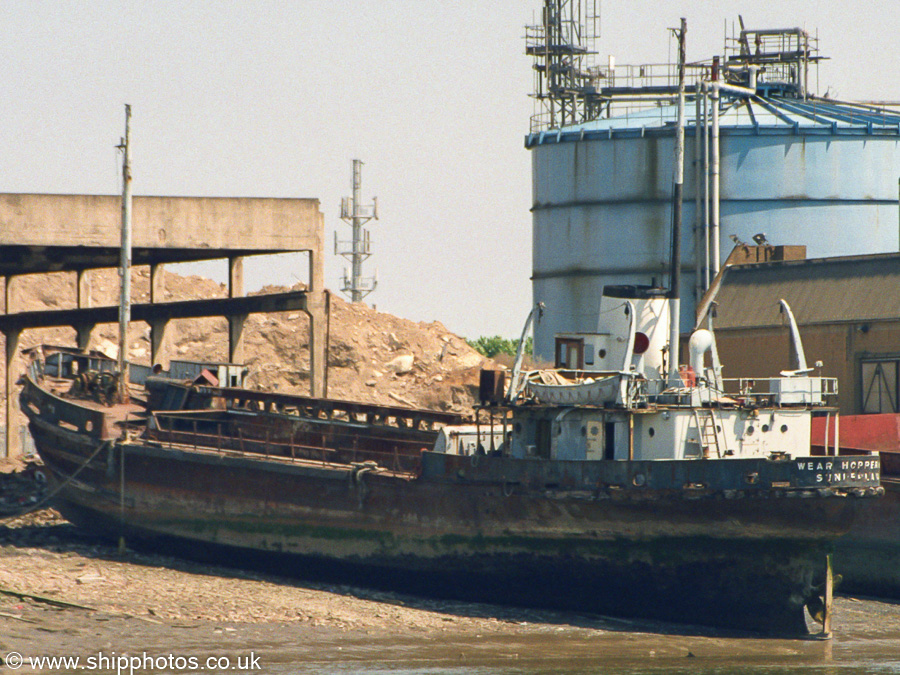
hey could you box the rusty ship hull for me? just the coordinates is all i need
[22,370,880,636]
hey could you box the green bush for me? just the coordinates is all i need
[467,335,533,359]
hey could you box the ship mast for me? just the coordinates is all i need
[668,19,686,384]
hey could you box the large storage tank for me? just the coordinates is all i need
[528,98,900,360]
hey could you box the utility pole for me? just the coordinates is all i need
[335,159,378,302]
[117,104,132,402]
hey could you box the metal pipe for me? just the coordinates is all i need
[703,82,710,289]
[748,65,760,91]
[834,413,840,456]
[668,18,686,384]
[117,104,132,403]
[628,415,634,461]
[693,79,702,302]
[716,82,756,97]
[711,85,721,276]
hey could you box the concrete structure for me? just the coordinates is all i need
[700,251,900,417]
[0,193,326,458]
[527,99,900,361]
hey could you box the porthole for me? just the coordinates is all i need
[598,349,607,358]
[746,426,755,435]
[648,427,655,437]
[780,424,788,433]
[581,426,587,436]
[85,420,93,432]
[590,425,600,436]
[762,424,770,432]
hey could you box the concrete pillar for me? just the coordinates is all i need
[149,264,168,367]
[149,318,170,367]
[228,315,247,365]
[75,324,93,351]
[228,257,245,364]
[150,263,165,304]
[2,276,18,458]
[4,275,13,316]
[76,269,91,309]
[228,256,243,298]
[4,328,21,458]
[306,249,326,398]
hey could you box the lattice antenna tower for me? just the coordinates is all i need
[334,159,378,303]
[526,0,602,132]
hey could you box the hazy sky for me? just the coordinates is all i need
[3,1,898,339]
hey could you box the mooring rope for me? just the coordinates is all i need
[0,439,113,521]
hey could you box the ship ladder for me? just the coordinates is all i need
[693,408,724,459]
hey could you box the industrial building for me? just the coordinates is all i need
[698,250,900,418]
[526,2,900,360]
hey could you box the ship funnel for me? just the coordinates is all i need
[600,285,670,383]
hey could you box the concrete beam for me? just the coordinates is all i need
[0,291,310,332]
[0,194,322,253]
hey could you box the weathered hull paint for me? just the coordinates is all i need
[27,408,867,636]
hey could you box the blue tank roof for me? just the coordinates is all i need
[526,98,900,147]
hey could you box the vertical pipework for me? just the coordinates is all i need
[668,18,687,383]
[693,79,702,302]
[748,65,759,91]
[118,104,132,402]
[711,83,721,276]
[703,82,710,289]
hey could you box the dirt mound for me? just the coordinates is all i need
[1,268,496,427]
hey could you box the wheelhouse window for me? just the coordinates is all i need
[861,358,900,414]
